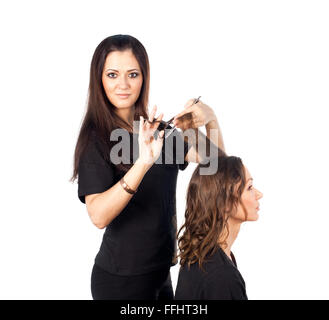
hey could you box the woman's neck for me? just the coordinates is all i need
[221,218,241,260]
[115,105,135,127]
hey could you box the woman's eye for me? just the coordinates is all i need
[248,185,253,190]
[129,72,138,78]
[107,73,117,78]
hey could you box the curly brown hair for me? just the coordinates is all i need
[177,156,246,270]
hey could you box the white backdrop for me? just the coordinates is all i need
[1,0,328,299]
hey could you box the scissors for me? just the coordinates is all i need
[148,96,201,138]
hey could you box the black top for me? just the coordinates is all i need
[78,128,190,276]
[175,247,248,300]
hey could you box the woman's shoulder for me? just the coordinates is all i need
[205,247,236,268]
[199,264,247,300]
[186,249,239,284]
[204,249,245,286]
[204,261,242,283]
[180,248,234,277]
[79,131,110,166]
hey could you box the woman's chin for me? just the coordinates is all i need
[248,212,259,221]
[114,102,134,109]
[110,97,135,109]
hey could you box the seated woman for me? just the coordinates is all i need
[175,156,263,300]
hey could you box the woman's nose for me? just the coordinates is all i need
[256,189,263,200]
[118,75,129,89]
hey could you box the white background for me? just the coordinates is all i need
[1,0,328,299]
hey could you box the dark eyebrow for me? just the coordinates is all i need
[105,68,140,72]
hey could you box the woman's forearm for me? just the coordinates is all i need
[87,158,151,229]
[184,127,226,163]
[205,119,225,153]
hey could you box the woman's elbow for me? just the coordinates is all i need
[88,210,107,229]
[85,194,108,229]
[94,222,107,230]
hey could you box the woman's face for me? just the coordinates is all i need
[102,49,143,111]
[234,166,263,222]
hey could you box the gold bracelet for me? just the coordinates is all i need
[120,178,137,195]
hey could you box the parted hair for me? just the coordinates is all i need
[70,34,150,181]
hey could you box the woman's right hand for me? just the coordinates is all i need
[138,105,165,168]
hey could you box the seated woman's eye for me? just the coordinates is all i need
[129,72,139,78]
[107,73,116,78]
[248,185,253,190]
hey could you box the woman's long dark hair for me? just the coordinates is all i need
[70,34,150,182]
[177,156,246,270]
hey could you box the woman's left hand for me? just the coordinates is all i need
[173,98,217,130]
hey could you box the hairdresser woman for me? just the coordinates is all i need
[70,34,225,300]
[175,157,263,300]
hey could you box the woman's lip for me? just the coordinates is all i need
[117,94,130,99]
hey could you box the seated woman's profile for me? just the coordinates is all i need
[175,156,263,300]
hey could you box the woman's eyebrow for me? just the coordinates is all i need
[247,178,253,182]
[105,68,140,72]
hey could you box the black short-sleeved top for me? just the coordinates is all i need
[78,128,190,276]
[175,247,248,300]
